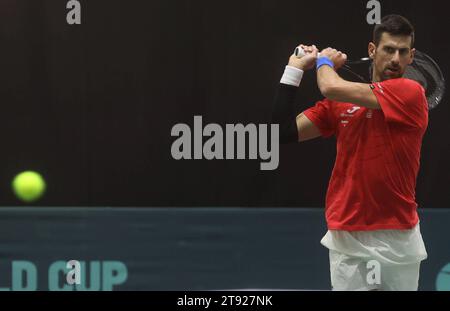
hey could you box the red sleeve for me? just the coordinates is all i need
[303,99,336,138]
[370,78,428,129]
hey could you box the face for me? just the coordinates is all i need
[368,32,415,81]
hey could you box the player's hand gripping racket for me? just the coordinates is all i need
[294,47,445,110]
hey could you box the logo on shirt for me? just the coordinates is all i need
[340,106,361,118]
[346,106,361,114]
[340,106,361,127]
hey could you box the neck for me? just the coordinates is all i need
[372,72,381,83]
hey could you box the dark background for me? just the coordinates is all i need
[0,0,448,207]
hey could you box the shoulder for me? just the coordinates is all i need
[377,78,424,93]
[374,78,427,106]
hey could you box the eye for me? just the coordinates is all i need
[399,48,409,56]
[383,46,395,54]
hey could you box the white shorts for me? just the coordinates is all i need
[322,223,428,291]
[329,249,422,291]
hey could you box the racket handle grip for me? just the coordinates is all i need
[294,47,321,58]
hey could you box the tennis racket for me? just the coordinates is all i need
[294,47,445,110]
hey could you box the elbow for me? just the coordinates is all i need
[318,83,330,97]
[319,83,339,100]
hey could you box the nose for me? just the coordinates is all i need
[391,50,400,65]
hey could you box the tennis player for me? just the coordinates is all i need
[273,14,428,290]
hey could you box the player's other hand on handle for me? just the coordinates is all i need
[320,47,347,70]
[288,44,319,71]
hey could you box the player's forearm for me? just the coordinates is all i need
[272,66,303,144]
[317,65,380,109]
[317,65,344,100]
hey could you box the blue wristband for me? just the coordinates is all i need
[316,56,334,70]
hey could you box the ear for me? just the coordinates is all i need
[409,48,416,65]
[368,42,376,60]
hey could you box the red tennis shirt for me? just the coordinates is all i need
[303,78,428,231]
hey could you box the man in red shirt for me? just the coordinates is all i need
[273,15,428,290]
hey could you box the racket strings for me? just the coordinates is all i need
[404,51,445,109]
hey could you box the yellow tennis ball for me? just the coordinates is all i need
[12,171,46,202]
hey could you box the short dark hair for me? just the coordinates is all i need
[373,14,415,47]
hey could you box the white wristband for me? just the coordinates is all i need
[280,66,304,87]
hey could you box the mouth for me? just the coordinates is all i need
[385,66,401,75]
